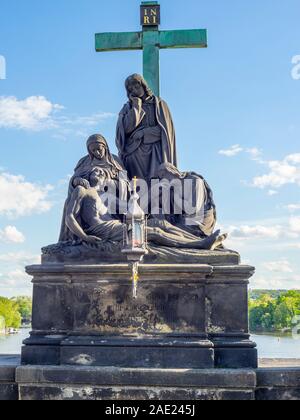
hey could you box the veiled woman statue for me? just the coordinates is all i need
[59,134,126,242]
[116,74,177,182]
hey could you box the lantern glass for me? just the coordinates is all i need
[133,221,144,248]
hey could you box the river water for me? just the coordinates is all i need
[0,329,299,359]
[252,333,300,359]
[0,329,31,355]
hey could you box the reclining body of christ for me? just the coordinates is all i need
[65,168,226,251]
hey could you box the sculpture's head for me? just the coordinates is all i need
[156,163,182,181]
[87,134,108,160]
[125,74,153,99]
[89,167,106,188]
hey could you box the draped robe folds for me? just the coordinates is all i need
[59,154,126,242]
[158,172,217,238]
[181,172,217,237]
[116,96,177,181]
[85,218,216,249]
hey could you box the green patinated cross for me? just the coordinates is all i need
[95,1,207,96]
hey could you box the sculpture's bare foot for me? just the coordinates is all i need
[210,233,228,251]
[190,230,221,250]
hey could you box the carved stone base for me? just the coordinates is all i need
[17,366,257,401]
[42,242,241,265]
[22,261,257,369]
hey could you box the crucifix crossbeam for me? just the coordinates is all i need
[95,1,207,96]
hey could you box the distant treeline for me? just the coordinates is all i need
[0,297,32,329]
[249,290,300,332]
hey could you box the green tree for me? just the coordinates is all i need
[273,302,293,330]
[0,297,22,329]
[11,296,32,323]
[249,290,300,332]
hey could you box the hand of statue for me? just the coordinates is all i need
[73,178,90,189]
[130,95,142,108]
[84,235,102,245]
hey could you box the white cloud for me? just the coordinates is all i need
[252,153,300,190]
[0,269,32,297]
[286,153,300,164]
[0,95,116,138]
[228,224,283,239]
[1,269,27,286]
[273,241,300,250]
[251,275,300,290]
[51,112,116,140]
[0,96,63,130]
[57,112,116,128]
[219,145,263,160]
[224,216,300,248]
[290,216,300,233]
[268,190,278,196]
[0,252,40,265]
[262,260,293,274]
[219,144,243,157]
[219,148,300,194]
[0,172,53,218]
[0,253,39,297]
[246,147,263,161]
[286,204,300,213]
[0,226,25,243]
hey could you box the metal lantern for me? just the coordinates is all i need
[122,177,148,298]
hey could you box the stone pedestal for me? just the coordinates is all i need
[16,366,257,401]
[2,357,298,400]
[22,257,257,370]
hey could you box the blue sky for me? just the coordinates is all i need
[0,0,300,296]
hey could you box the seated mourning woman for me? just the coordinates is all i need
[65,167,227,251]
[60,134,128,242]
[153,162,217,238]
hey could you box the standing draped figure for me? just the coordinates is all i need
[116,74,177,182]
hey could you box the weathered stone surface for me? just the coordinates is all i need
[0,356,20,401]
[256,368,300,401]
[256,388,300,401]
[18,385,255,401]
[0,355,20,382]
[16,366,256,401]
[16,366,256,388]
[21,346,61,366]
[1,357,299,400]
[256,368,300,387]
[0,384,18,401]
[214,348,258,369]
[60,341,214,369]
[205,265,257,368]
[22,263,257,369]
[42,245,240,266]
